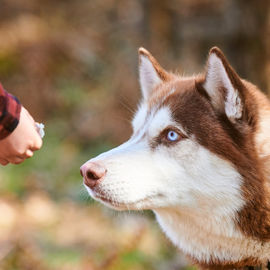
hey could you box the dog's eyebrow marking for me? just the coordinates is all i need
[132,104,188,149]
[132,103,147,132]
[131,106,168,146]
[131,106,155,143]
[147,106,173,139]
[132,103,156,139]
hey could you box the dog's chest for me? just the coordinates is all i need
[154,209,270,266]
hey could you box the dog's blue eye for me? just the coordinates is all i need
[167,130,179,142]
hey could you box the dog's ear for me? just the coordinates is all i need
[138,48,169,100]
[203,47,245,122]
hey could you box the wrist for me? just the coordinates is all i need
[0,90,21,140]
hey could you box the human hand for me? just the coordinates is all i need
[0,107,43,165]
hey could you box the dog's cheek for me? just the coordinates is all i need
[149,147,195,206]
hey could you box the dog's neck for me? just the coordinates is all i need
[154,206,270,269]
[151,85,270,269]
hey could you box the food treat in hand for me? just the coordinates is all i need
[36,123,45,138]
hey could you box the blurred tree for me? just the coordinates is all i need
[0,1,270,269]
[139,0,270,92]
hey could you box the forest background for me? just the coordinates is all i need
[0,1,269,269]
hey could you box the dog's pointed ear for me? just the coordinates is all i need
[203,47,244,122]
[138,48,169,100]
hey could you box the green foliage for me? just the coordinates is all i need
[0,120,114,200]
[0,52,20,77]
[1,0,267,269]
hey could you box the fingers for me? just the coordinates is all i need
[25,149,34,158]
[0,107,44,166]
[0,149,38,166]
[10,157,25,165]
[30,135,43,151]
[17,148,34,159]
[1,150,34,166]
[20,108,43,152]
[0,158,9,166]
[0,158,25,165]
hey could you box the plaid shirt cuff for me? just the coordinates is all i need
[0,83,21,140]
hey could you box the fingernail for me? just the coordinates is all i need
[26,150,33,157]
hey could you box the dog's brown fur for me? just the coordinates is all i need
[147,47,270,269]
[82,47,270,270]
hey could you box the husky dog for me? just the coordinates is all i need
[80,47,270,269]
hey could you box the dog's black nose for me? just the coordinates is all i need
[80,162,107,188]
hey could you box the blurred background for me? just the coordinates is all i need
[0,0,269,269]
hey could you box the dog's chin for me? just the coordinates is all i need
[84,185,163,211]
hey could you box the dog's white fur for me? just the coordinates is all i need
[84,104,250,263]
[82,48,270,267]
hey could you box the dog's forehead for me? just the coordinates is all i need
[147,107,174,138]
[165,81,215,135]
[132,78,197,137]
[148,77,205,132]
[148,78,196,109]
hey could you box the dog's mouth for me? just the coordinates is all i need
[94,193,129,210]
[92,189,165,211]
[95,194,115,205]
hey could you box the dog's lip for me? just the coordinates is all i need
[94,193,129,209]
[92,189,118,205]
[93,191,164,210]
[95,194,114,204]
[95,194,131,208]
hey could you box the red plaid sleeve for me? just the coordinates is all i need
[0,83,21,140]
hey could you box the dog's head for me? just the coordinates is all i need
[81,47,258,216]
